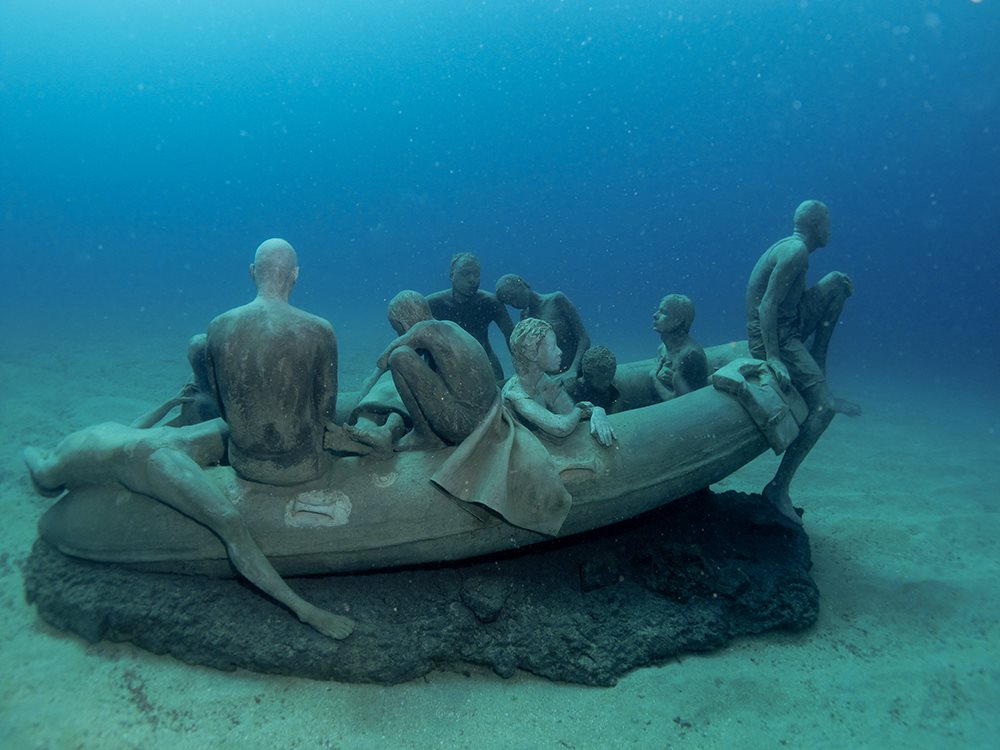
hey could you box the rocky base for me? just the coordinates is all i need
[23,490,818,686]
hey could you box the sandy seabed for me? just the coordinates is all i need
[1,320,997,750]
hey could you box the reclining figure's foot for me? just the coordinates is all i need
[298,602,356,640]
[23,447,64,497]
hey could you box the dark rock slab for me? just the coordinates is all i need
[23,490,819,686]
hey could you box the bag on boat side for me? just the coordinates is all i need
[712,358,808,454]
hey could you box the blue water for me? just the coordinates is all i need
[2,0,998,384]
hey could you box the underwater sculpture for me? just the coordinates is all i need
[426,252,514,381]
[25,237,357,640]
[206,238,338,486]
[23,419,355,639]
[495,273,591,379]
[32,349,807,579]
[650,293,710,402]
[346,290,497,452]
[565,345,625,414]
[21,229,838,646]
[746,200,853,526]
[503,318,615,448]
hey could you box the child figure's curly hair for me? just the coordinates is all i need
[509,317,554,376]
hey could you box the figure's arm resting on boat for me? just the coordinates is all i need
[508,393,584,439]
[583,403,616,447]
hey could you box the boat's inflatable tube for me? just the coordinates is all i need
[38,356,797,577]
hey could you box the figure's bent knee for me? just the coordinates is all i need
[387,346,421,372]
[24,446,62,493]
[818,271,852,301]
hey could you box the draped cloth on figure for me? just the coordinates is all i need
[431,396,575,536]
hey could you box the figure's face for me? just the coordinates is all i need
[814,214,831,247]
[500,281,530,309]
[652,299,677,334]
[451,260,481,296]
[538,331,562,374]
[584,365,614,391]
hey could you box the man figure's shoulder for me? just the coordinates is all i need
[425,289,452,314]
[206,303,251,340]
[550,291,573,309]
[416,319,483,355]
[474,289,501,305]
[288,305,335,334]
[770,235,810,267]
[679,339,708,368]
[474,290,507,317]
[407,317,456,341]
[427,318,466,337]
[208,303,334,348]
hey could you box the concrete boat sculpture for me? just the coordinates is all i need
[37,355,804,578]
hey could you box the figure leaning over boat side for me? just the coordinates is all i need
[650,294,709,403]
[206,238,338,486]
[332,290,498,454]
[426,252,514,381]
[565,345,626,414]
[23,419,355,639]
[746,199,853,526]
[495,273,591,381]
[503,318,616,447]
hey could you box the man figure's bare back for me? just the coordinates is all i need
[206,239,338,486]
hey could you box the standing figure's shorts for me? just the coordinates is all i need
[748,286,829,392]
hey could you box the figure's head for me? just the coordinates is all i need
[510,317,560,377]
[653,294,695,336]
[495,274,532,309]
[186,333,211,387]
[581,345,617,391]
[387,290,432,335]
[449,252,481,296]
[793,200,830,248]
[250,238,299,298]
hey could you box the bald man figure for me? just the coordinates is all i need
[206,239,338,486]
[746,200,853,525]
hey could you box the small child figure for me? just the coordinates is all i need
[566,345,624,414]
